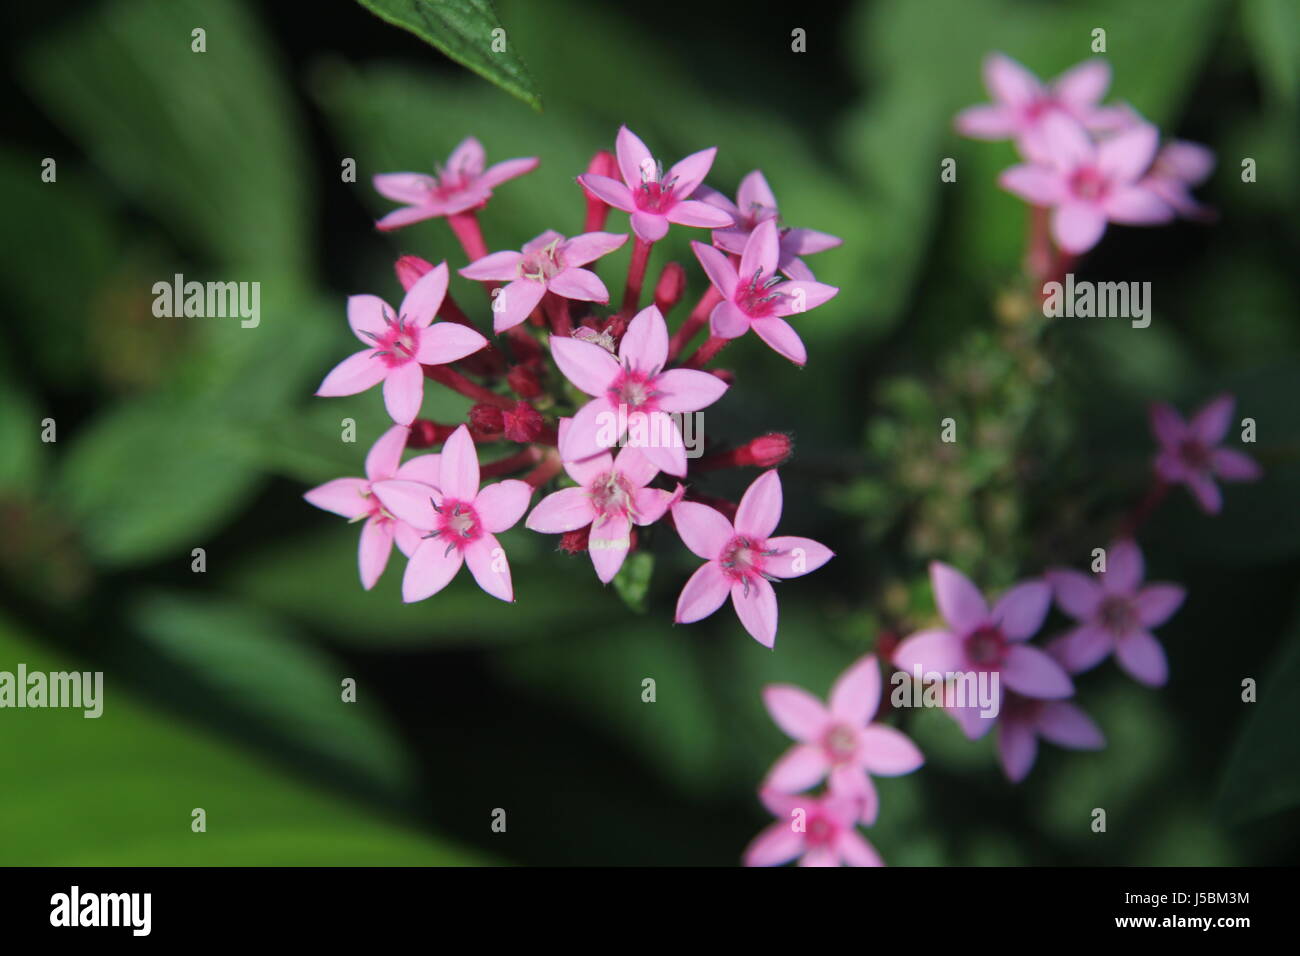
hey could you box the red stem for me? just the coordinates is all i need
[523,449,564,488]
[683,334,729,369]
[543,294,573,337]
[480,446,543,479]
[1119,478,1169,537]
[447,210,489,262]
[668,286,722,362]
[421,364,514,409]
[620,238,653,317]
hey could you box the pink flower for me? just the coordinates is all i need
[1141,140,1216,220]
[761,654,923,823]
[1149,393,1261,514]
[370,425,532,603]
[525,421,679,583]
[315,264,489,425]
[576,126,733,242]
[996,689,1105,783]
[671,470,833,647]
[696,170,841,280]
[744,790,883,867]
[1046,539,1187,687]
[372,137,538,231]
[956,53,1132,161]
[691,220,838,366]
[550,305,729,476]
[460,230,628,332]
[893,563,1070,741]
[303,425,442,589]
[998,113,1173,254]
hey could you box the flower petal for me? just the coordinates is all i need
[1187,473,1223,514]
[1103,184,1173,224]
[364,424,409,481]
[478,156,539,188]
[475,479,532,533]
[446,136,485,177]
[930,561,989,633]
[858,725,924,776]
[1052,58,1110,107]
[1212,448,1261,482]
[691,241,739,299]
[630,210,670,241]
[316,350,388,398]
[562,231,628,267]
[1097,122,1160,182]
[734,470,783,539]
[416,322,488,365]
[561,398,616,463]
[1050,624,1113,674]
[550,335,621,396]
[826,654,880,725]
[671,500,733,559]
[665,200,734,228]
[710,300,751,338]
[1001,645,1074,699]
[892,628,964,675]
[764,536,834,579]
[763,744,830,792]
[956,103,1018,139]
[992,580,1051,641]
[674,560,731,623]
[358,517,393,590]
[439,424,480,500]
[741,219,781,280]
[667,147,717,197]
[589,512,632,583]
[492,277,546,334]
[619,305,670,372]
[999,164,1064,205]
[382,361,424,425]
[984,52,1042,106]
[372,478,440,530]
[459,250,523,282]
[526,487,594,534]
[762,684,831,741]
[743,821,804,868]
[1036,700,1106,750]
[615,125,655,188]
[402,539,463,602]
[771,280,838,316]
[997,719,1039,783]
[549,268,609,303]
[1114,630,1168,687]
[303,477,369,520]
[654,368,728,413]
[732,576,778,647]
[835,829,884,868]
[373,172,435,204]
[464,533,512,602]
[347,294,391,343]
[751,316,807,366]
[1102,539,1144,595]
[1045,568,1103,621]
[1191,393,1235,444]
[1134,583,1186,629]
[398,261,449,328]
[577,173,635,212]
[1149,401,1189,446]
[1052,200,1107,254]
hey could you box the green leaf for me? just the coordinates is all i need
[355,0,541,110]
[0,613,486,864]
[612,550,654,614]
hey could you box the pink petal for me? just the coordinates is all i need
[710,300,752,338]
[358,517,394,590]
[393,453,440,485]
[549,267,609,303]
[1097,123,1159,182]
[734,470,783,539]
[671,500,733,559]
[1212,448,1261,482]
[392,520,422,557]
[997,719,1039,783]
[664,200,734,228]
[955,103,1018,139]
[613,444,659,488]
[992,580,1051,641]
[892,628,965,675]
[631,487,675,526]
[316,350,388,398]
[1036,700,1105,750]
[743,821,804,868]
[1104,184,1173,224]
[1045,568,1102,621]
[373,172,435,204]
[771,280,838,316]
[1134,583,1186,628]
[691,241,739,299]
[475,479,532,533]
[1052,200,1107,254]
[733,576,779,647]
[347,294,391,343]
[459,250,523,282]
[999,164,1064,205]
[1149,401,1189,446]
[402,539,463,602]
[615,125,655,189]
[364,424,409,481]
[1052,58,1110,107]
[371,478,440,530]
[446,137,486,177]
[375,204,439,231]
[1102,539,1144,595]
[737,170,778,212]
[382,362,424,425]
[781,227,841,256]
[619,306,670,372]
[835,829,884,867]
[741,219,781,280]
[560,397,616,463]
[762,684,831,742]
[1039,112,1095,170]
[1187,472,1223,514]
[478,156,539,188]
[416,322,488,365]
[764,536,834,579]
[662,148,714,198]
[589,513,632,583]
[859,725,924,775]
[526,487,594,534]
[551,335,621,397]
[639,436,687,478]
[1114,630,1168,687]
[439,425,480,501]
[949,698,999,741]
[562,231,627,268]
[1001,645,1074,699]
[929,562,989,633]
[577,173,635,213]
[492,277,546,334]
[752,316,808,366]
[827,654,880,724]
[1052,624,1114,674]
[464,533,513,602]
[764,744,830,792]
[1191,393,1235,445]
[398,261,449,328]
[303,477,370,520]
[675,561,732,623]
[630,210,670,241]
[654,368,728,413]
[984,52,1042,107]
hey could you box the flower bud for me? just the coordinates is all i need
[560,527,590,553]
[395,255,434,292]
[469,403,504,437]
[746,433,793,468]
[653,261,687,314]
[502,400,544,443]
[507,363,544,399]
[581,150,618,232]
[408,419,444,449]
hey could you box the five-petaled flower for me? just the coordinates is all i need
[696,170,842,281]
[762,654,923,822]
[692,220,838,366]
[577,125,733,242]
[550,305,729,476]
[315,263,489,425]
[744,790,884,867]
[1046,539,1186,687]
[672,470,833,647]
[1149,393,1261,515]
[303,424,441,590]
[893,563,1070,740]
[996,689,1105,783]
[1141,140,1215,220]
[460,230,628,332]
[371,425,532,603]
[373,137,538,231]
[526,421,679,582]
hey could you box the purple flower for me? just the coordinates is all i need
[1150,393,1262,514]
[373,137,538,230]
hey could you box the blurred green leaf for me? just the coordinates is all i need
[355,0,541,110]
[1242,0,1300,108]
[0,372,43,495]
[612,550,653,614]
[0,613,485,864]
[131,591,413,796]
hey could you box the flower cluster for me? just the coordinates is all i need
[957,53,1214,255]
[306,128,840,645]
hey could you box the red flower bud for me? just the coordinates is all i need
[394,255,434,292]
[746,432,793,468]
[408,419,445,449]
[560,527,590,553]
[581,150,619,232]
[507,363,543,399]
[653,261,687,314]
[469,403,504,437]
[502,400,544,443]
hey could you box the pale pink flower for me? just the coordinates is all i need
[525,420,679,583]
[1046,539,1186,687]
[893,563,1070,741]
[550,305,728,476]
[744,790,883,867]
[691,220,838,366]
[302,425,442,589]
[695,170,841,280]
[372,137,538,231]
[1149,393,1261,514]
[315,264,489,425]
[761,654,923,823]
[956,53,1133,161]
[460,230,628,332]
[996,689,1105,783]
[576,126,733,242]
[370,425,532,603]
[998,113,1173,254]
[1141,141,1216,220]
[672,470,833,647]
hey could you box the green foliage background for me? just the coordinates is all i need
[1,0,1297,864]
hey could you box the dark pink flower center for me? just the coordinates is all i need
[519,239,564,282]
[735,268,785,318]
[1177,438,1212,471]
[804,812,838,848]
[589,470,636,519]
[823,724,858,765]
[965,625,1008,669]
[635,177,677,214]
[1099,595,1138,636]
[1002,692,1044,723]
[1068,166,1109,203]
[364,309,421,369]
[427,497,482,553]
[431,162,474,198]
[1023,96,1057,123]
[719,535,779,594]
[607,369,660,413]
